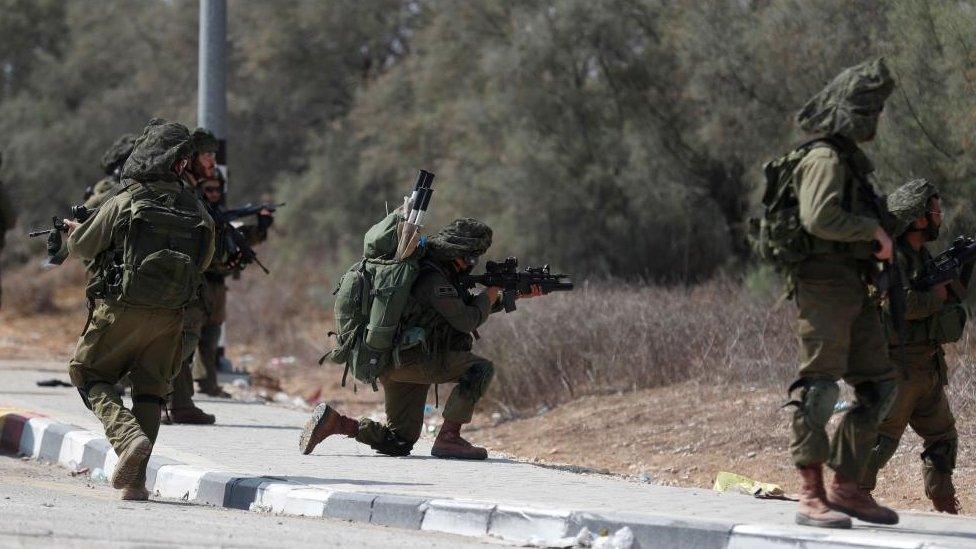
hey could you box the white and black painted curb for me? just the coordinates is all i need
[0,410,959,549]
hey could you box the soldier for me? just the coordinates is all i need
[860,180,962,514]
[84,133,137,210]
[163,128,222,424]
[193,161,273,398]
[299,219,541,460]
[63,119,215,500]
[0,151,16,309]
[786,58,900,528]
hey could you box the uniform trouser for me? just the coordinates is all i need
[169,304,205,410]
[193,277,226,391]
[68,302,183,455]
[861,350,957,498]
[357,351,495,455]
[789,261,899,480]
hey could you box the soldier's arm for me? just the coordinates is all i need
[66,194,126,261]
[414,270,491,333]
[796,148,880,242]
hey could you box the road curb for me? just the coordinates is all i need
[0,409,962,549]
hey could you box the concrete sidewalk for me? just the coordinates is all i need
[2,359,974,548]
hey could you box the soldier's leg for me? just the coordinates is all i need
[194,323,221,392]
[909,364,958,507]
[356,379,429,456]
[831,298,899,481]
[68,304,147,454]
[789,271,865,529]
[860,368,922,491]
[435,352,495,425]
[825,295,899,525]
[169,308,202,411]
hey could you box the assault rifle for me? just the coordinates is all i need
[914,235,976,290]
[459,257,574,312]
[27,205,95,265]
[222,202,284,223]
[223,224,270,274]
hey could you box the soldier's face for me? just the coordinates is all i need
[194,152,217,179]
[201,181,222,204]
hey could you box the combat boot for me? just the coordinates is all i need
[121,485,150,501]
[299,403,359,455]
[111,435,152,490]
[795,465,851,529]
[826,472,899,525]
[431,421,488,460]
[167,406,216,425]
[931,495,960,515]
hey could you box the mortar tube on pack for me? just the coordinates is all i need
[407,187,423,224]
[407,170,428,210]
[414,187,434,226]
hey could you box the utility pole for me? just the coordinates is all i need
[198,0,234,374]
[198,0,228,182]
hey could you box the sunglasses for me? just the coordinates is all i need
[202,186,222,194]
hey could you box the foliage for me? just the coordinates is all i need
[2,1,976,279]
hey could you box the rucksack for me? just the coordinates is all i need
[748,138,843,269]
[118,182,212,309]
[323,210,422,389]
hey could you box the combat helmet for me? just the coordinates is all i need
[426,218,493,263]
[797,58,895,143]
[100,133,137,175]
[886,178,940,236]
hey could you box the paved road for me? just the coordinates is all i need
[3,359,976,548]
[0,454,507,548]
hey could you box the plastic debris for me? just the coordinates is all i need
[90,468,107,482]
[713,471,786,499]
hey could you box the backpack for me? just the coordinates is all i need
[748,138,843,269]
[118,182,212,309]
[323,210,422,389]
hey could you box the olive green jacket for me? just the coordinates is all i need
[795,145,880,259]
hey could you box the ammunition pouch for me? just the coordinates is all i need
[929,303,967,345]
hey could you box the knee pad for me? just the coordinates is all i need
[459,361,495,402]
[789,378,839,430]
[922,438,958,473]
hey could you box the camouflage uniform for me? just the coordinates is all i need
[0,152,16,309]
[860,180,962,513]
[84,134,136,210]
[786,59,899,528]
[66,119,215,497]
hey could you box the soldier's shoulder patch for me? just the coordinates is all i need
[434,285,459,297]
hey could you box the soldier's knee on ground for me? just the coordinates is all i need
[789,378,839,465]
[356,419,415,457]
[458,360,494,402]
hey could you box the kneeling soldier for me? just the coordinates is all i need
[300,219,539,460]
[860,179,963,514]
[64,119,215,499]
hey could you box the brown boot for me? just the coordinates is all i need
[931,495,960,515]
[111,435,153,490]
[795,465,852,529]
[168,406,216,425]
[827,472,899,525]
[299,403,359,455]
[431,421,488,460]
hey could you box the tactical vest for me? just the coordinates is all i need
[113,181,212,309]
[399,260,477,354]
